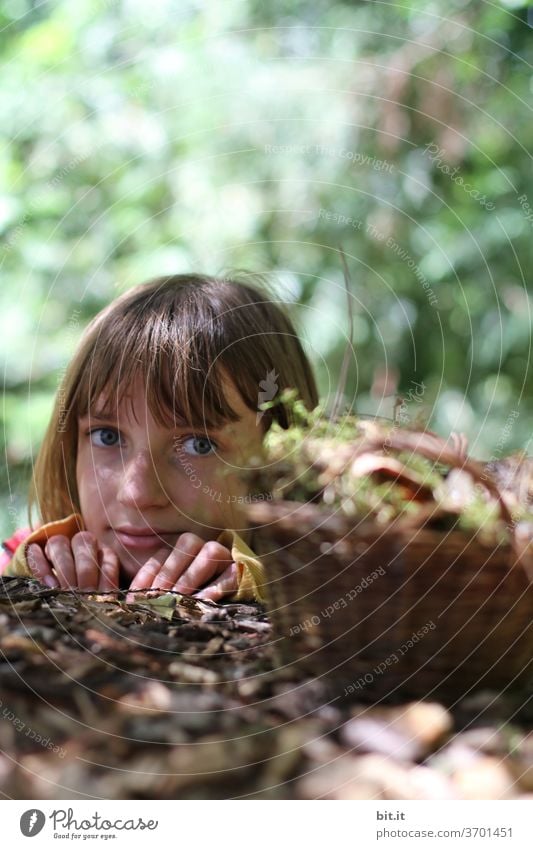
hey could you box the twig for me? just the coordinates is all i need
[329,244,355,423]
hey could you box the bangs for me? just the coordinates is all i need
[71,292,244,430]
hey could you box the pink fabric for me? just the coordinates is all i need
[0,527,32,575]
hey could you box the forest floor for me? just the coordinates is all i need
[1,576,532,800]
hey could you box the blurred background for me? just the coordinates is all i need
[1,0,532,537]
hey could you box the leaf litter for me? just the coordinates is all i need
[1,575,533,799]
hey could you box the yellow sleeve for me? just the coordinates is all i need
[3,514,84,579]
[216,528,266,603]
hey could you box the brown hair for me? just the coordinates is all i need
[29,272,318,524]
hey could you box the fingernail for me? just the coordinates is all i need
[43,576,58,588]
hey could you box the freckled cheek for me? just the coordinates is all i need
[177,476,213,516]
[218,468,248,499]
[198,469,247,526]
[94,465,118,482]
[77,459,120,514]
[85,465,118,498]
[174,469,222,522]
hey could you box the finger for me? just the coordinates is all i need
[195,562,240,602]
[126,548,169,602]
[44,535,77,589]
[173,541,233,595]
[98,544,120,592]
[27,544,59,588]
[71,531,99,591]
[150,533,205,590]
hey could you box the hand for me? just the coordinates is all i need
[126,532,239,603]
[27,532,120,592]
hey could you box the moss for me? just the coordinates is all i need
[253,389,533,545]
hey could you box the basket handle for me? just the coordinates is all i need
[351,424,533,583]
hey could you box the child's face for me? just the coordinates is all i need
[76,374,265,581]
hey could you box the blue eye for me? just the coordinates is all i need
[180,436,217,457]
[89,428,120,447]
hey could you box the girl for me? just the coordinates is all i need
[1,273,318,602]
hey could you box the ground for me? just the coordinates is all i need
[0,576,532,800]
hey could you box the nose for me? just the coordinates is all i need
[116,452,170,509]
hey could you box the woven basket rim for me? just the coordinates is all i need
[247,497,507,544]
[247,425,532,580]
[246,498,533,582]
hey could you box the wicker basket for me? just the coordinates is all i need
[247,428,533,703]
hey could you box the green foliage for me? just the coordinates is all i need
[1,0,531,537]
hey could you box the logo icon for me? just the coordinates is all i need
[20,809,46,837]
[256,369,279,424]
